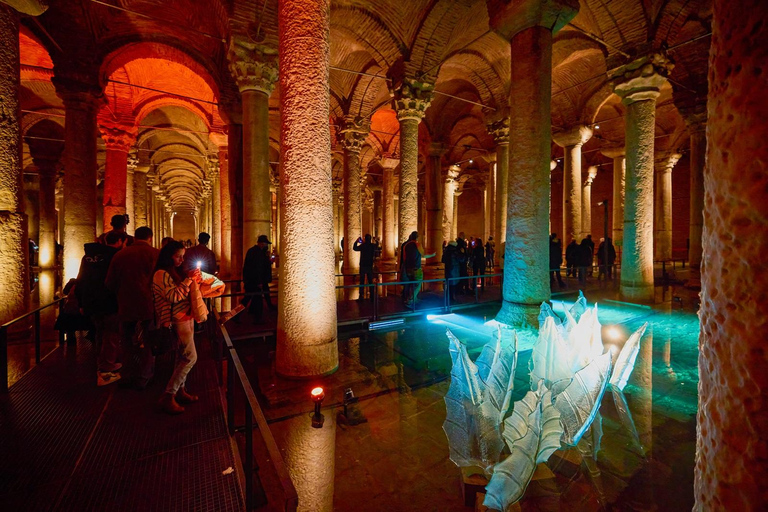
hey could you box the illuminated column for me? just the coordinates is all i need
[654,152,680,261]
[677,99,707,280]
[99,121,136,231]
[211,133,231,277]
[340,116,368,274]
[53,71,102,280]
[381,158,398,263]
[697,2,768,507]
[125,153,137,233]
[228,125,244,279]
[488,119,509,244]
[601,146,626,248]
[392,78,432,242]
[27,138,62,270]
[132,168,148,228]
[609,53,673,301]
[146,174,155,238]
[582,165,597,236]
[209,156,222,261]
[332,178,342,262]
[452,190,460,239]
[549,159,557,233]
[483,153,496,241]
[488,0,578,326]
[277,0,338,377]
[553,125,592,243]
[373,187,382,239]
[442,165,459,243]
[0,4,28,323]
[427,143,445,260]
[228,39,278,255]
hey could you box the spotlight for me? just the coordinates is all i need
[311,387,325,428]
[594,124,600,129]
[606,325,622,341]
[468,159,473,164]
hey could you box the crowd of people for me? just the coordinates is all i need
[553,233,617,287]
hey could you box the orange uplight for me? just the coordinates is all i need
[311,387,324,398]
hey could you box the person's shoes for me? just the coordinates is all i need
[159,392,184,415]
[176,387,199,404]
[97,371,121,387]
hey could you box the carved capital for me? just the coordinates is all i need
[391,78,433,122]
[429,142,447,158]
[552,124,593,148]
[99,121,137,152]
[444,164,461,182]
[655,152,682,174]
[488,118,510,145]
[52,59,103,107]
[339,115,370,153]
[227,38,279,95]
[600,145,625,159]
[380,157,400,170]
[609,52,674,105]
[127,153,139,172]
[585,165,598,185]
[486,0,579,40]
[550,160,557,172]
[332,178,343,195]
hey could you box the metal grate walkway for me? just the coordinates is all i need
[0,334,244,512]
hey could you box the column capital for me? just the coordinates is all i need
[486,0,579,40]
[609,52,674,105]
[655,152,682,173]
[488,117,510,145]
[552,124,592,148]
[52,60,103,109]
[3,0,49,16]
[584,165,598,185]
[99,120,137,152]
[550,159,557,171]
[428,142,447,158]
[227,37,279,95]
[601,145,625,159]
[339,115,370,153]
[209,130,228,149]
[127,153,139,172]
[379,157,400,170]
[444,164,460,182]
[391,77,433,122]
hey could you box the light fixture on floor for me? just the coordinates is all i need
[337,388,367,426]
[368,318,405,331]
[311,387,325,428]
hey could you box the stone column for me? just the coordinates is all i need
[654,152,680,261]
[132,168,148,228]
[53,75,102,280]
[228,125,244,279]
[331,178,342,262]
[427,143,445,261]
[442,165,459,244]
[487,0,578,326]
[381,158,398,263]
[373,187,382,239]
[483,153,496,241]
[392,79,432,242]
[553,125,593,243]
[452,190,460,239]
[696,1,768,507]
[228,39,278,256]
[217,146,232,278]
[678,102,707,276]
[609,52,673,301]
[27,137,62,270]
[277,0,338,378]
[209,157,222,263]
[582,165,597,237]
[125,153,137,233]
[602,146,626,248]
[488,119,509,244]
[340,116,368,274]
[99,122,136,231]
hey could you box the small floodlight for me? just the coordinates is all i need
[606,325,622,341]
[311,387,325,428]
[469,159,474,164]
[594,124,600,129]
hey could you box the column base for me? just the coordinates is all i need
[620,281,655,302]
[0,211,29,323]
[495,300,540,329]
[276,337,339,379]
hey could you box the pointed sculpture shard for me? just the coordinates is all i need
[446,328,481,405]
[569,290,588,322]
[555,352,613,446]
[611,386,643,452]
[531,316,573,395]
[609,322,648,391]
[537,389,563,463]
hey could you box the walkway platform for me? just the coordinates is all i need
[0,335,244,511]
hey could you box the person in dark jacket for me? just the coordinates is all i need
[565,239,578,277]
[485,237,495,268]
[98,214,134,247]
[549,233,565,288]
[182,232,217,275]
[584,234,595,276]
[242,234,275,321]
[105,226,159,389]
[471,237,485,290]
[442,240,459,301]
[456,232,469,294]
[577,238,592,285]
[354,234,376,299]
[597,237,617,280]
[76,232,123,386]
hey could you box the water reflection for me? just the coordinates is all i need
[282,412,336,512]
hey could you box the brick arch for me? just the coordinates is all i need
[134,97,214,132]
[437,49,507,109]
[331,10,404,70]
[348,62,386,119]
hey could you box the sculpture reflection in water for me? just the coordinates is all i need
[442,292,648,510]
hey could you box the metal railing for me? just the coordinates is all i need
[0,297,65,393]
[212,309,298,511]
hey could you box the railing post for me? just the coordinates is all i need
[245,398,254,511]
[1,326,8,393]
[372,283,379,321]
[227,351,235,435]
[34,310,41,364]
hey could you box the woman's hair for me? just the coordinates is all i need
[155,240,185,284]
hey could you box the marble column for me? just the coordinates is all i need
[332,178,342,262]
[217,147,232,278]
[602,146,626,248]
[696,1,768,507]
[373,188,382,239]
[452,190,460,239]
[125,153,137,233]
[340,116,368,275]
[228,125,244,280]
[381,158,398,263]
[582,165,597,237]
[487,0,578,326]
[53,77,102,280]
[654,152,680,261]
[427,143,445,261]
[209,158,222,263]
[27,137,62,270]
[228,39,278,255]
[489,119,509,244]
[277,0,338,378]
[99,122,136,232]
[393,79,432,242]
[678,102,707,276]
[553,125,593,243]
[609,52,673,301]
[133,168,148,228]
[483,153,496,242]
[442,165,459,244]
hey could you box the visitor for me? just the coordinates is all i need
[577,238,592,285]
[161,236,174,247]
[152,240,201,415]
[442,240,459,301]
[472,236,485,290]
[399,231,435,308]
[183,232,217,275]
[242,234,275,322]
[565,239,578,278]
[98,214,134,247]
[485,236,495,268]
[353,234,376,300]
[597,237,617,280]
[456,232,469,294]
[549,233,565,288]
[75,231,123,386]
[105,226,159,390]
[584,234,595,276]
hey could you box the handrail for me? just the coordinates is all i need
[213,309,299,511]
[1,297,66,393]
